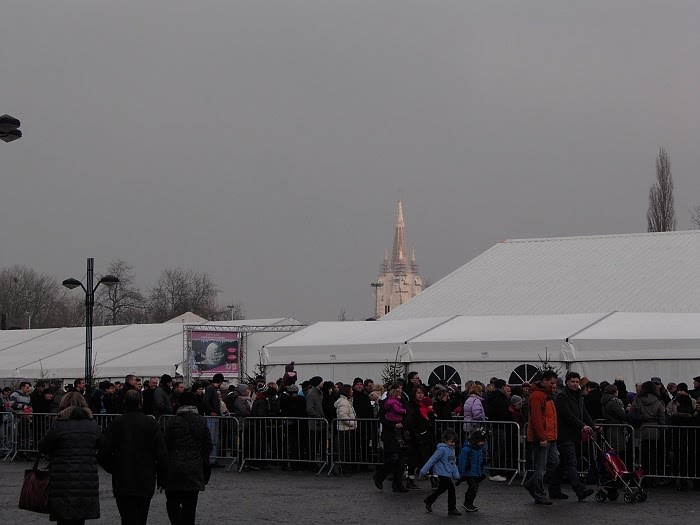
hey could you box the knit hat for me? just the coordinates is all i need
[677,383,689,393]
[309,376,323,387]
[353,377,364,386]
[160,374,173,384]
[236,384,249,396]
[257,383,269,394]
[510,395,523,406]
[286,384,299,393]
[521,382,531,389]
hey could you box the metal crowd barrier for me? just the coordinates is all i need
[636,425,700,484]
[329,418,383,474]
[435,419,523,485]
[238,417,329,474]
[1,412,16,461]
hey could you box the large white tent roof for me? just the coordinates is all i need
[0,318,299,379]
[383,230,700,320]
[263,318,451,365]
[406,313,607,362]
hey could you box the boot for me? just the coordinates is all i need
[406,477,420,490]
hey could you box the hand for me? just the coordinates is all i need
[583,425,593,434]
[395,423,403,428]
[539,440,548,447]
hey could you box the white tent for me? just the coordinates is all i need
[0,318,301,380]
[262,318,451,382]
[262,313,700,386]
[567,312,700,385]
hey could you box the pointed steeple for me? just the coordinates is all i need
[391,201,408,274]
[380,248,389,274]
[410,247,418,273]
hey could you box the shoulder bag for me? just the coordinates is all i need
[19,455,50,514]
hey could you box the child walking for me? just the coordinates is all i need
[419,429,462,516]
[458,428,488,512]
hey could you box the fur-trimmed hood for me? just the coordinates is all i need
[56,405,93,420]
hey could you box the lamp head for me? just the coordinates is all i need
[99,275,120,288]
[62,278,82,290]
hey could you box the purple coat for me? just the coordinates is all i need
[463,395,485,433]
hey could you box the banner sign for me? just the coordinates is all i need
[189,330,239,376]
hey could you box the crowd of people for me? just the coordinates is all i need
[2,365,700,520]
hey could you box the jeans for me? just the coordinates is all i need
[527,441,559,500]
[206,417,219,464]
[549,440,585,496]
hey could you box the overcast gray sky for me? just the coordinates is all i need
[1,1,698,323]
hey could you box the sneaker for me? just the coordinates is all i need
[549,493,569,499]
[489,475,507,482]
[535,498,553,505]
[373,475,383,490]
[448,509,463,516]
[424,498,433,513]
[461,504,478,512]
[577,489,594,501]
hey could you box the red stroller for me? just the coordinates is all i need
[591,433,647,503]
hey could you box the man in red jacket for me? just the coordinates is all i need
[523,370,559,505]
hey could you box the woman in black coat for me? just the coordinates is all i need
[38,392,104,525]
[161,391,213,525]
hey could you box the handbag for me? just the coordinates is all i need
[19,455,50,514]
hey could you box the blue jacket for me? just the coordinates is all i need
[419,443,460,480]
[458,441,487,478]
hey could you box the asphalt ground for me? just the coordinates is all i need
[2,461,699,524]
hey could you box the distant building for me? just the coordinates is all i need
[372,202,423,318]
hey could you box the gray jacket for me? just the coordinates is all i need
[306,387,324,430]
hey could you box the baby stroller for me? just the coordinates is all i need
[591,432,647,503]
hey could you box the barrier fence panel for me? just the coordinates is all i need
[329,418,383,473]
[1,412,16,461]
[239,417,328,474]
[14,412,55,457]
[636,425,700,484]
[434,419,523,485]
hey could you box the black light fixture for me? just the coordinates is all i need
[62,258,120,389]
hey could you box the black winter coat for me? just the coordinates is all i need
[162,409,213,492]
[38,407,104,521]
[352,391,374,420]
[484,390,512,422]
[555,387,594,443]
[583,389,604,421]
[99,409,168,498]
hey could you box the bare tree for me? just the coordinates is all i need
[647,147,676,232]
[337,308,352,321]
[148,267,222,322]
[0,265,64,328]
[95,259,147,325]
[690,206,700,229]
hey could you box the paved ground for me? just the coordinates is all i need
[2,460,699,524]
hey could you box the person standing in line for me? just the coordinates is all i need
[161,391,213,525]
[38,392,105,525]
[523,370,559,505]
[153,374,175,419]
[202,373,224,467]
[99,389,168,525]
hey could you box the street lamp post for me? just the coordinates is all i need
[63,258,119,389]
[0,114,22,142]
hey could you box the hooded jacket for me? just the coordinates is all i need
[631,393,665,440]
[458,440,488,478]
[38,406,103,521]
[527,383,557,443]
[334,395,357,430]
[462,394,485,433]
[419,442,461,480]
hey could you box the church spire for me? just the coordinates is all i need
[391,201,408,274]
